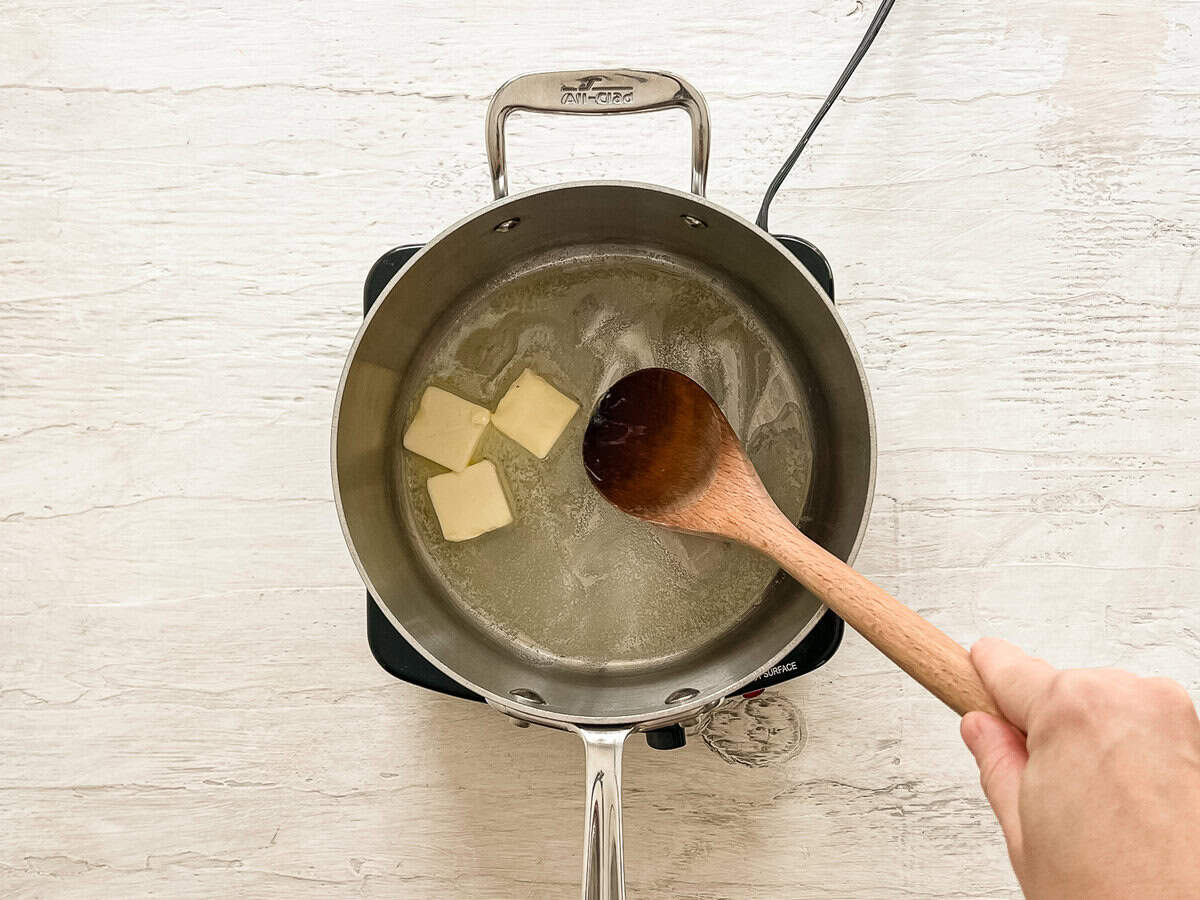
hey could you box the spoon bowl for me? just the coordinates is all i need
[583,368,725,521]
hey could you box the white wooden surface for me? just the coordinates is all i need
[3,1,1199,897]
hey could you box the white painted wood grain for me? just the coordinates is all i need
[2,0,1198,896]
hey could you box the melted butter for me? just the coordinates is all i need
[396,249,815,668]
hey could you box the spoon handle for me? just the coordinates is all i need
[752,511,1001,718]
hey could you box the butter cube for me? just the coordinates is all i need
[403,386,490,472]
[426,460,513,542]
[491,369,579,459]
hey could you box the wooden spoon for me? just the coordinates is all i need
[582,367,999,718]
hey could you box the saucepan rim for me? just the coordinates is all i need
[332,178,877,726]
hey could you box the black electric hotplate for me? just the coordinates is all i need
[362,234,845,750]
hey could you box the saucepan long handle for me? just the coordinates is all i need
[577,726,634,900]
[485,69,710,199]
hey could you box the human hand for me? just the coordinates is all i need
[961,638,1200,900]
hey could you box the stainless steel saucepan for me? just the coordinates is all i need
[333,69,876,900]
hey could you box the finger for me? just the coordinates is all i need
[970,637,1056,732]
[961,710,1029,862]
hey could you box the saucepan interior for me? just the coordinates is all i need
[333,182,874,724]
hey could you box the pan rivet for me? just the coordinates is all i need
[494,217,521,232]
[509,687,546,705]
[666,688,700,705]
[680,214,707,229]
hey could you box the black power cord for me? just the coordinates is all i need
[756,0,897,232]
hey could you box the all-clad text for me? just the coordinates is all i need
[560,75,634,106]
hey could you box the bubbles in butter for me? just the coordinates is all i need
[396,247,815,668]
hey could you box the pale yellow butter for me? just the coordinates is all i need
[426,460,513,542]
[402,386,490,472]
[491,369,579,459]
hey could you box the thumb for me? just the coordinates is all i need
[961,710,1029,862]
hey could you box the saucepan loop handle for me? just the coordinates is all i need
[576,726,634,900]
[485,69,710,199]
